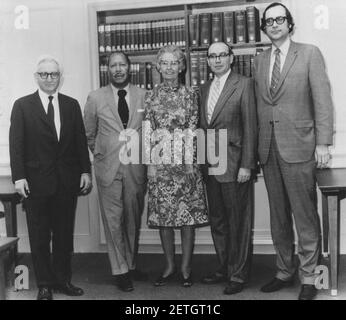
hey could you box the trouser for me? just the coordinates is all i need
[262,134,320,284]
[206,175,253,283]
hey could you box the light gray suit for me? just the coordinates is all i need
[254,41,333,284]
[84,84,146,275]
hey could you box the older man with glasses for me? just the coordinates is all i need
[199,42,257,295]
[9,55,92,300]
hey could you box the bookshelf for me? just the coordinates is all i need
[89,0,276,90]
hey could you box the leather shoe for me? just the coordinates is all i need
[53,283,84,296]
[223,281,244,295]
[298,284,317,300]
[260,277,294,293]
[129,269,148,281]
[181,273,193,288]
[116,273,134,292]
[37,286,53,300]
[201,272,226,284]
[154,270,176,286]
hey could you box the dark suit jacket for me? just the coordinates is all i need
[253,41,334,164]
[199,72,257,183]
[9,90,91,196]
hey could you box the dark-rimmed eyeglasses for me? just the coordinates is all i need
[37,72,60,80]
[207,52,230,60]
[265,16,288,27]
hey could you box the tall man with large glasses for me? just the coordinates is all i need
[253,2,334,300]
[9,56,92,300]
[199,42,257,295]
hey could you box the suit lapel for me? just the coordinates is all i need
[57,93,65,142]
[105,85,123,132]
[31,91,58,140]
[201,82,211,128]
[209,72,238,126]
[273,41,298,96]
[127,84,137,129]
[262,49,272,99]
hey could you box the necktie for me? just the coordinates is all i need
[207,78,220,123]
[118,89,129,129]
[47,95,56,133]
[270,48,281,97]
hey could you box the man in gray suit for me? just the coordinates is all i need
[253,2,334,300]
[199,42,257,295]
[84,52,147,292]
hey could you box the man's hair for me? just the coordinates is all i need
[108,51,131,67]
[207,42,234,56]
[36,55,62,73]
[260,2,295,33]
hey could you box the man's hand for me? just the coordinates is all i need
[15,179,30,198]
[237,168,251,183]
[80,173,92,194]
[315,145,330,169]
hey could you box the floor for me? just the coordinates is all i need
[5,253,346,300]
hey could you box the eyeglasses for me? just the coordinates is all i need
[37,72,60,80]
[159,60,180,67]
[207,52,230,60]
[265,16,288,26]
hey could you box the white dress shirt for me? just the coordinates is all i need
[269,37,291,83]
[38,89,61,140]
[207,69,231,112]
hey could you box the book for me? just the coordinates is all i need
[152,65,161,88]
[111,24,116,51]
[246,6,260,43]
[199,13,211,47]
[235,10,247,43]
[223,11,235,45]
[139,63,146,89]
[211,12,223,43]
[189,14,199,47]
[104,24,112,52]
[115,24,121,51]
[190,52,199,87]
[198,51,208,86]
[120,24,126,51]
[98,24,105,53]
[146,63,153,90]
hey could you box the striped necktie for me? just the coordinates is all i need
[207,78,220,123]
[270,48,281,97]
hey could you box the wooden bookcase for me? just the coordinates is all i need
[88,0,276,90]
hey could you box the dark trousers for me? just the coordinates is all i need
[206,175,253,283]
[262,134,320,285]
[24,191,77,287]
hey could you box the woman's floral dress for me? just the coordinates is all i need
[144,83,208,227]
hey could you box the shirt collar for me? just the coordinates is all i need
[213,69,231,86]
[111,83,130,95]
[271,37,291,57]
[38,89,58,102]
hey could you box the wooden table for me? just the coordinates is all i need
[0,237,19,300]
[316,168,346,296]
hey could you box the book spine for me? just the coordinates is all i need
[189,14,198,47]
[171,19,176,46]
[134,22,139,51]
[139,63,146,89]
[120,24,126,51]
[136,63,140,87]
[211,12,222,43]
[223,11,235,45]
[190,52,199,87]
[147,22,152,50]
[139,22,144,50]
[246,6,260,43]
[146,62,153,90]
[198,51,208,86]
[111,24,116,51]
[159,20,164,47]
[152,64,161,88]
[181,18,186,46]
[98,24,105,53]
[115,24,121,51]
[200,13,211,47]
[235,10,247,44]
[104,24,112,52]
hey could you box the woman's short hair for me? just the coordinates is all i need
[156,45,186,72]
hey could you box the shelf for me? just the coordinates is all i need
[190,42,272,51]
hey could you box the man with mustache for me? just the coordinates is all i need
[84,52,147,292]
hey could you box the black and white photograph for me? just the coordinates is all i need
[0,0,345,306]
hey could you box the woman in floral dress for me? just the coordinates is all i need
[144,45,208,287]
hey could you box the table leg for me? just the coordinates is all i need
[327,195,338,296]
[0,253,5,300]
[322,193,329,257]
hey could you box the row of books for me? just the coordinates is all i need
[99,62,162,89]
[190,49,264,87]
[98,18,186,53]
[189,6,261,47]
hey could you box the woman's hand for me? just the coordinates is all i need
[185,164,196,185]
[148,165,157,182]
